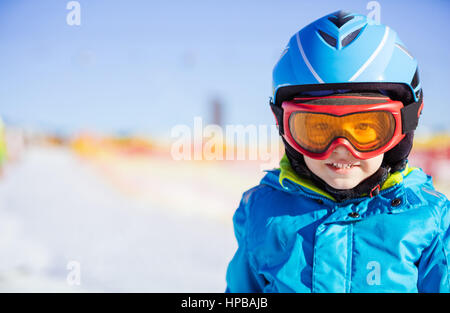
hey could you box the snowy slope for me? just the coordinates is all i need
[0,146,250,292]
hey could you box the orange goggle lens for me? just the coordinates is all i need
[289,111,396,153]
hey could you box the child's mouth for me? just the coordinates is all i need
[325,162,361,174]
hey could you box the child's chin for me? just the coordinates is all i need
[326,178,361,190]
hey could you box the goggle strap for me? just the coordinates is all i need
[270,101,284,135]
[400,98,422,134]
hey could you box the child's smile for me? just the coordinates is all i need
[325,159,361,171]
[304,145,383,190]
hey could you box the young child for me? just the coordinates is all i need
[226,11,449,293]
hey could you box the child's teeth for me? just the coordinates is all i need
[331,163,354,168]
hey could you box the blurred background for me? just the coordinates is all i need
[0,0,449,292]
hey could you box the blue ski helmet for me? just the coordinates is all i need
[272,10,421,106]
[271,11,423,169]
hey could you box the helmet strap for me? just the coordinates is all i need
[401,90,423,134]
[270,100,284,135]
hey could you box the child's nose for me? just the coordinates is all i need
[332,145,353,157]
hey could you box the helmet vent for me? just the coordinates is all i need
[411,68,420,89]
[318,30,337,48]
[415,89,422,99]
[328,11,354,28]
[341,27,363,47]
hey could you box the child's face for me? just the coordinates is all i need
[303,145,383,190]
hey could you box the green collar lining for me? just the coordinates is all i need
[278,154,416,201]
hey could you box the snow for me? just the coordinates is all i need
[0,146,258,292]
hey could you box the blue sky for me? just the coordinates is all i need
[0,0,449,136]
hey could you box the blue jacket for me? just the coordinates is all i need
[226,156,450,293]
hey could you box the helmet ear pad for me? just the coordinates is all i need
[382,131,414,172]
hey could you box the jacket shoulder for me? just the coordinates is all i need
[403,167,449,229]
[238,181,286,219]
[239,169,290,209]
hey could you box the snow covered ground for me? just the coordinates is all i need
[0,146,260,292]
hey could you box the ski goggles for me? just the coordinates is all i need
[274,95,422,160]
